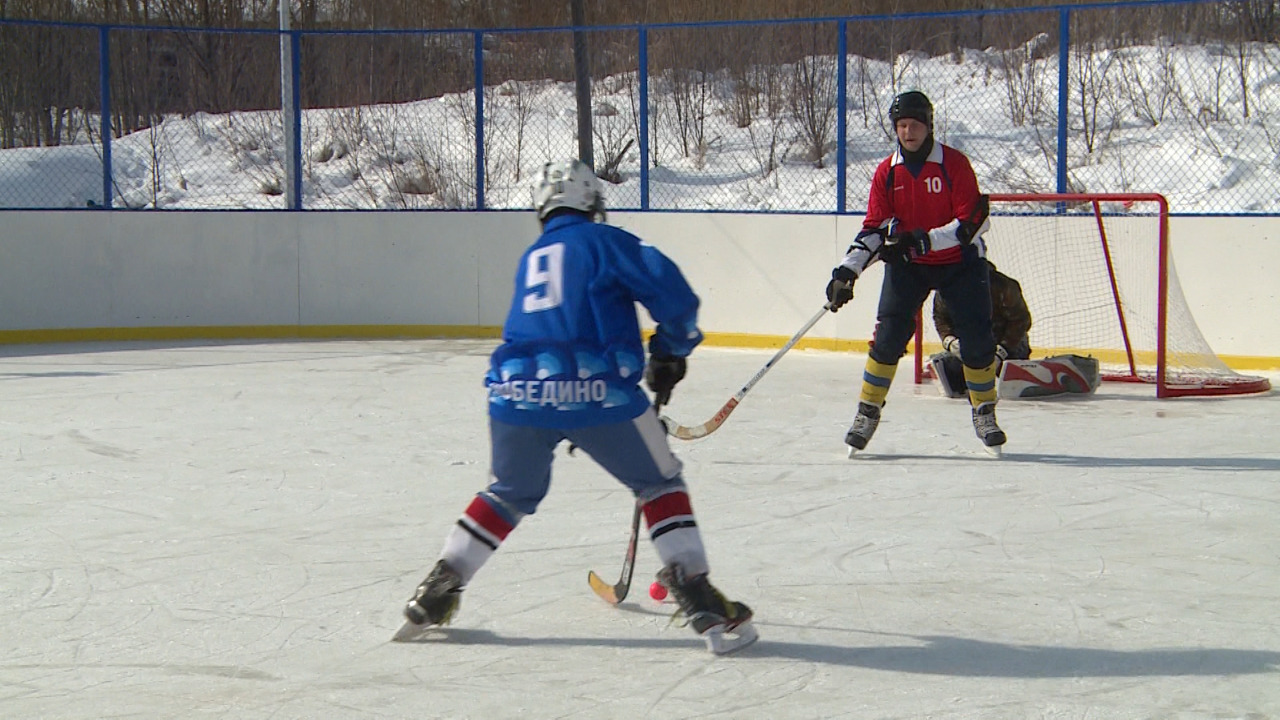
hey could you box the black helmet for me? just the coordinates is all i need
[889,90,933,129]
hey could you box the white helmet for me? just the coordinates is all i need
[531,158,605,221]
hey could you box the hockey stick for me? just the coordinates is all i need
[585,400,665,605]
[661,303,833,441]
[586,499,642,605]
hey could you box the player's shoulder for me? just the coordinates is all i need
[869,155,895,190]
[583,224,645,259]
[990,266,1019,286]
[939,143,975,167]
[599,222,643,243]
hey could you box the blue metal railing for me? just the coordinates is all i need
[0,0,1263,213]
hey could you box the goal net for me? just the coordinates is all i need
[913,193,1270,398]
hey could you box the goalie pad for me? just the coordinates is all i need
[929,353,967,399]
[998,355,1101,399]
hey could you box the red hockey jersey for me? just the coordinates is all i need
[862,142,986,266]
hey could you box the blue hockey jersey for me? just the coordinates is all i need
[486,213,703,428]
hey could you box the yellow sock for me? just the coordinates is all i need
[963,359,1000,406]
[859,357,898,407]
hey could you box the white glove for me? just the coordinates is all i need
[943,336,960,357]
[995,344,1009,362]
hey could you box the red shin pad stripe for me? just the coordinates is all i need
[464,496,514,541]
[642,490,693,528]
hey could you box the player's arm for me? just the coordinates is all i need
[996,276,1033,343]
[945,151,990,246]
[932,294,955,340]
[837,161,895,278]
[611,233,703,358]
[614,237,702,405]
[931,294,963,356]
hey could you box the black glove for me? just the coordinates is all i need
[881,229,931,265]
[825,266,856,311]
[644,353,687,407]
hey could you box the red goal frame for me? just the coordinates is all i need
[912,193,1270,398]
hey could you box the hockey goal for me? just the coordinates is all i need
[913,192,1270,398]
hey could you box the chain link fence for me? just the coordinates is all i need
[2,1,1276,213]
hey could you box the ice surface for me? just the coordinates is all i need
[3,339,1278,719]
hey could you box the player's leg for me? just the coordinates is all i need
[403,419,559,627]
[936,255,997,383]
[568,409,754,650]
[567,409,706,576]
[936,255,1006,448]
[847,266,931,451]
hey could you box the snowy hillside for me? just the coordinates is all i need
[3,39,1279,214]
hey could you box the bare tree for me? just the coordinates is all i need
[664,65,710,162]
[218,110,285,203]
[1115,43,1179,127]
[493,80,538,182]
[787,54,838,167]
[1071,39,1118,155]
[1218,1,1277,120]
[590,76,635,183]
[998,32,1053,127]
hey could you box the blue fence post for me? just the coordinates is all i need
[1057,8,1070,194]
[836,20,847,215]
[638,26,649,211]
[474,30,485,210]
[288,29,303,209]
[99,25,112,209]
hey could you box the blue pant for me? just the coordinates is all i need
[871,247,996,370]
[487,407,683,517]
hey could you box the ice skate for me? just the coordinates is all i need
[972,401,1006,456]
[845,401,882,457]
[656,564,757,655]
[393,559,464,641]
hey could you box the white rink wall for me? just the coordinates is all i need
[0,210,1276,367]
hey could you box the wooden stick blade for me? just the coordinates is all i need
[587,570,626,604]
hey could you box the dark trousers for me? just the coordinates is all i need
[870,247,996,370]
